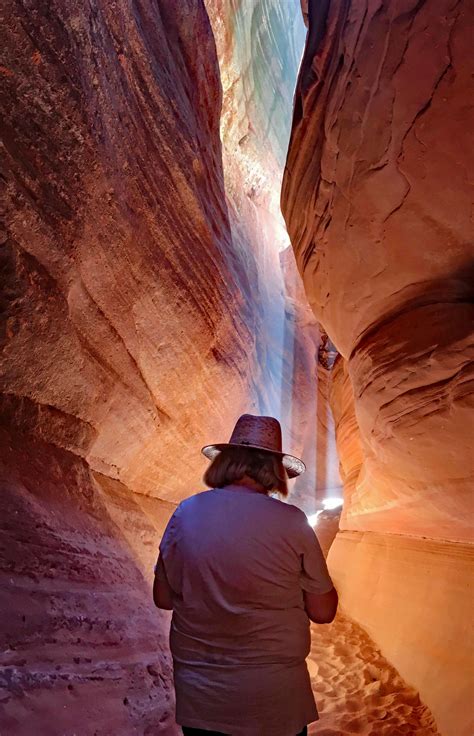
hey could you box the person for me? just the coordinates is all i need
[153,414,338,736]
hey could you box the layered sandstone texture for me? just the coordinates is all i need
[282,1,474,735]
[2,0,242,728]
[0,434,177,735]
[1,0,266,507]
[0,0,329,731]
[283,0,474,540]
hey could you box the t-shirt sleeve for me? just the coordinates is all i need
[154,505,182,593]
[154,553,168,582]
[298,516,334,595]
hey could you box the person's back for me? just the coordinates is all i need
[163,486,332,670]
[153,414,338,736]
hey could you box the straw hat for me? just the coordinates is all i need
[201,414,306,478]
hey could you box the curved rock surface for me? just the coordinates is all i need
[1,0,335,730]
[1,0,264,505]
[2,0,240,727]
[283,0,474,542]
[282,1,473,734]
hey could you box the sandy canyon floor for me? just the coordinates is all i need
[308,614,439,736]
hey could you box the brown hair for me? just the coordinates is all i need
[203,446,289,496]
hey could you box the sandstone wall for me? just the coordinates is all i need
[282,1,474,733]
[1,0,267,505]
[283,0,474,541]
[329,531,474,736]
[1,0,327,730]
[2,0,248,727]
[0,431,177,734]
[0,0,252,729]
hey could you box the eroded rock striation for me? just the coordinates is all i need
[0,433,177,734]
[283,0,474,541]
[1,0,265,505]
[1,0,336,730]
[282,1,474,734]
[2,0,245,727]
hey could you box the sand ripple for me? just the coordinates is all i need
[307,614,439,735]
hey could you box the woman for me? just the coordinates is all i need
[153,414,338,736]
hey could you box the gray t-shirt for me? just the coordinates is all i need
[157,485,334,735]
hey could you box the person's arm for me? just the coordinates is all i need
[303,586,338,624]
[153,553,174,610]
[298,511,338,623]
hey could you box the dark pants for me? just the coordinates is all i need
[182,728,308,736]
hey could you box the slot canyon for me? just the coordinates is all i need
[0,1,472,735]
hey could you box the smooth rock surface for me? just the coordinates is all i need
[282,0,474,541]
[309,516,439,735]
[328,531,474,736]
[282,0,474,732]
[329,356,364,516]
[0,0,261,730]
[1,0,265,504]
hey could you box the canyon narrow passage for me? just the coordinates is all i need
[308,615,438,736]
[1,1,472,735]
[305,517,439,735]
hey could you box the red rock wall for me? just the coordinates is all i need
[1,0,277,506]
[0,0,265,730]
[282,1,474,733]
[1,0,331,729]
[0,431,176,734]
[283,0,474,542]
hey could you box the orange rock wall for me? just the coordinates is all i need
[283,0,474,541]
[2,0,243,727]
[329,356,364,511]
[2,0,294,506]
[1,0,332,729]
[282,1,474,733]
[329,531,474,736]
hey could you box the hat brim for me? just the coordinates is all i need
[201,443,306,479]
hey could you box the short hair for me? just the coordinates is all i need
[203,446,289,496]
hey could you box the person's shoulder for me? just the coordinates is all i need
[177,487,215,511]
[263,498,311,540]
[266,496,307,521]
